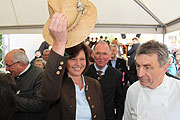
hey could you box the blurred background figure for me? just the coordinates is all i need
[34,58,46,69]
[127,37,140,67]
[0,73,16,120]
[30,50,43,65]
[167,54,177,76]
[38,41,50,55]
[84,37,90,46]
[104,36,110,45]
[43,49,50,62]
[108,44,129,86]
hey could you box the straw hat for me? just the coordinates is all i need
[43,0,97,48]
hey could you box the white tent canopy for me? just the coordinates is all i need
[0,0,179,34]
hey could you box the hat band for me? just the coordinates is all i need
[67,1,85,32]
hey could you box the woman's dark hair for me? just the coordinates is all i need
[0,73,16,120]
[65,42,90,74]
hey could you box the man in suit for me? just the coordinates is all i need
[108,44,129,86]
[127,37,140,66]
[85,41,125,120]
[5,49,45,120]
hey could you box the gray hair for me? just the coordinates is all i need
[43,49,50,55]
[13,51,29,64]
[92,40,111,53]
[136,40,168,67]
[35,58,46,66]
[110,44,118,51]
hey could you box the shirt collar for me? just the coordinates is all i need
[19,63,31,76]
[111,57,117,61]
[94,63,108,75]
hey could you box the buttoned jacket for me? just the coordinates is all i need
[108,58,129,85]
[85,64,125,120]
[13,65,44,120]
[41,50,105,120]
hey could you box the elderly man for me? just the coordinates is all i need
[85,41,125,120]
[43,49,50,62]
[4,49,44,120]
[124,40,180,120]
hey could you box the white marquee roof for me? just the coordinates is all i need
[0,0,179,34]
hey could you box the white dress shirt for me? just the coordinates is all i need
[124,74,180,120]
[75,75,92,120]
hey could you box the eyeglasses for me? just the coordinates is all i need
[6,62,19,68]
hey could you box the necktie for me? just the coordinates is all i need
[97,70,102,76]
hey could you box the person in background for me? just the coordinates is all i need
[0,73,16,120]
[41,13,105,120]
[4,49,45,120]
[167,54,178,76]
[38,41,50,55]
[124,40,180,120]
[43,49,50,62]
[108,44,129,86]
[127,37,140,66]
[104,36,110,45]
[99,36,103,41]
[34,58,46,69]
[85,41,125,120]
[128,61,138,85]
[30,50,43,65]
[175,50,180,78]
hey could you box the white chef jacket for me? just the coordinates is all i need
[124,74,180,120]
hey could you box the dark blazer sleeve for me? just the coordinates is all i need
[41,49,68,103]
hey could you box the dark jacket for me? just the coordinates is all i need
[128,61,138,85]
[127,43,140,66]
[85,64,125,120]
[13,65,44,120]
[108,58,129,85]
[41,50,105,120]
[38,41,50,55]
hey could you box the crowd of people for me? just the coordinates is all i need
[1,0,180,120]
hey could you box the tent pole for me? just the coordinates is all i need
[134,0,164,28]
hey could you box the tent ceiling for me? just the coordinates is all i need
[0,0,179,34]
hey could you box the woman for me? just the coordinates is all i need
[41,13,105,120]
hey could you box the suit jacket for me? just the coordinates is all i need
[108,58,129,85]
[41,50,105,120]
[85,64,125,120]
[13,65,45,120]
[127,43,140,66]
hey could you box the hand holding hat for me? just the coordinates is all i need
[48,13,67,55]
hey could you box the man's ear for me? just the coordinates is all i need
[163,63,169,73]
